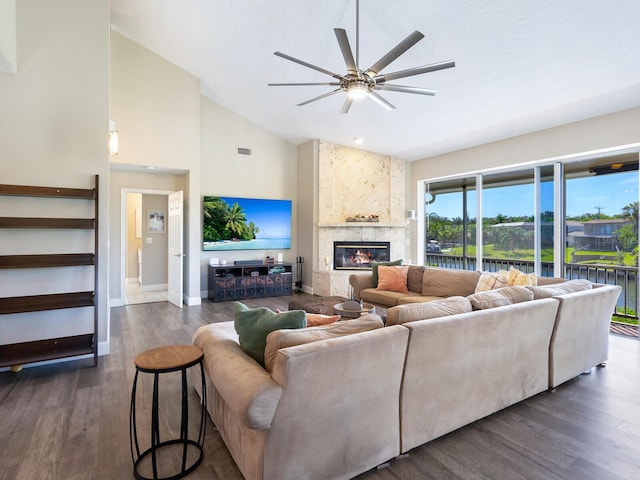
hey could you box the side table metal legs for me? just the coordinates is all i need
[130,356,207,480]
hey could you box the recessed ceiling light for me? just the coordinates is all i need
[145,166,156,170]
[354,137,363,145]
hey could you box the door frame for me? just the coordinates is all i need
[120,187,175,305]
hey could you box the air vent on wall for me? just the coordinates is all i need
[237,147,252,156]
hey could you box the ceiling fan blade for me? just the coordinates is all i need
[268,82,341,87]
[274,51,344,80]
[375,84,437,96]
[334,28,358,75]
[367,91,395,111]
[340,97,354,114]
[374,60,455,83]
[364,30,425,77]
[297,88,342,107]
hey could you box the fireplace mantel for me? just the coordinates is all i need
[318,223,406,228]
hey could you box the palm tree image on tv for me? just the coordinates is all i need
[203,196,292,251]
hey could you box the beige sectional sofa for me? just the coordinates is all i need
[192,266,621,480]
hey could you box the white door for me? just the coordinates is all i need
[168,191,184,308]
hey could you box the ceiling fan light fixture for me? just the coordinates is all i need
[346,83,369,100]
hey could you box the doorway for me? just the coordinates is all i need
[122,189,172,305]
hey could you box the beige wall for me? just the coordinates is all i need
[110,30,201,304]
[296,140,317,290]
[0,0,109,350]
[199,97,298,295]
[411,107,640,182]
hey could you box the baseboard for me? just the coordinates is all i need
[126,277,139,285]
[186,295,201,306]
[109,298,124,307]
[140,283,168,292]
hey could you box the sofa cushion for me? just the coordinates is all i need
[467,286,534,310]
[264,315,384,372]
[306,313,341,326]
[422,267,481,297]
[371,259,403,287]
[475,271,508,292]
[397,295,446,304]
[234,302,307,366]
[407,265,425,293]
[525,279,592,299]
[360,288,408,307]
[377,265,409,294]
[386,296,472,325]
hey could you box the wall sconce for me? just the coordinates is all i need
[407,209,417,221]
[108,120,119,155]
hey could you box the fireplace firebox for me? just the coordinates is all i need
[333,241,391,270]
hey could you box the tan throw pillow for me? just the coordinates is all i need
[407,265,425,293]
[386,296,472,325]
[475,271,508,292]
[306,314,341,326]
[263,315,384,372]
[500,267,537,287]
[376,265,409,294]
[525,279,592,299]
[467,286,534,310]
[422,267,481,297]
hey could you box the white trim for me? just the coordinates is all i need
[186,295,201,306]
[140,283,168,292]
[109,298,124,307]
[475,174,483,270]
[119,188,174,305]
[554,162,565,278]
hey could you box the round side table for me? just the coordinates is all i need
[130,345,207,480]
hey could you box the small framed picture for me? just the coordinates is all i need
[148,209,166,234]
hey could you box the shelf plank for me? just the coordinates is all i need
[0,333,95,367]
[0,254,95,269]
[0,184,95,199]
[0,291,94,314]
[0,217,95,229]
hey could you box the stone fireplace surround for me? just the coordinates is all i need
[311,141,408,298]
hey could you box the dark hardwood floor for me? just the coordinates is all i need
[1,294,639,480]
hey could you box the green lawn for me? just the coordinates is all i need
[443,245,635,266]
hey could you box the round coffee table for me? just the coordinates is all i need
[333,301,376,319]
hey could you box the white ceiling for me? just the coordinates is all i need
[110,0,640,161]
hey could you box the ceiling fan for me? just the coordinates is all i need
[268,0,455,114]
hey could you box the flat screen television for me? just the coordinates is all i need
[203,196,292,251]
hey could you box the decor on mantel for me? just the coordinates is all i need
[346,214,379,222]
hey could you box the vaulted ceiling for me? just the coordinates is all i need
[110,0,640,161]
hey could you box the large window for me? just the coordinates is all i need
[424,177,476,269]
[421,152,639,320]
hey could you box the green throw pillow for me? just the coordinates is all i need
[371,259,403,287]
[233,302,307,366]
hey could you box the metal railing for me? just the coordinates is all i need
[425,254,638,320]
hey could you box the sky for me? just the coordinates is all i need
[428,171,637,219]
[211,196,292,238]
